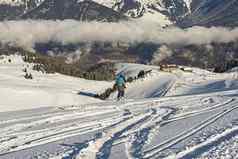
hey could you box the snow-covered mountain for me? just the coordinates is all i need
[21,0,126,21]
[88,0,190,25]
[0,0,127,21]
[179,0,238,27]
[94,0,189,18]
[0,0,44,20]
[0,0,190,25]
[1,0,238,27]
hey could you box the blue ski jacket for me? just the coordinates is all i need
[116,75,126,87]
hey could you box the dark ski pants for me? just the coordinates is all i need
[117,86,125,100]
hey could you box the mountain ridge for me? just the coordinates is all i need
[1,0,238,27]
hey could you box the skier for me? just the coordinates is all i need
[115,74,126,101]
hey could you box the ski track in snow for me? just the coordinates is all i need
[143,100,238,158]
[1,96,238,159]
[165,123,238,159]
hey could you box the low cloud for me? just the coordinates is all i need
[151,45,173,63]
[0,20,238,51]
[65,49,82,64]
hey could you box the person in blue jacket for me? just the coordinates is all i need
[115,74,126,100]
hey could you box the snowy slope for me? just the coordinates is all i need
[0,55,112,112]
[1,83,238,159]
[113,63,238,99]
[167,67,238,96]
[1,54,238,159]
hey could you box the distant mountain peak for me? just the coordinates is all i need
[81,0,191,26]
[21,0,127,21]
